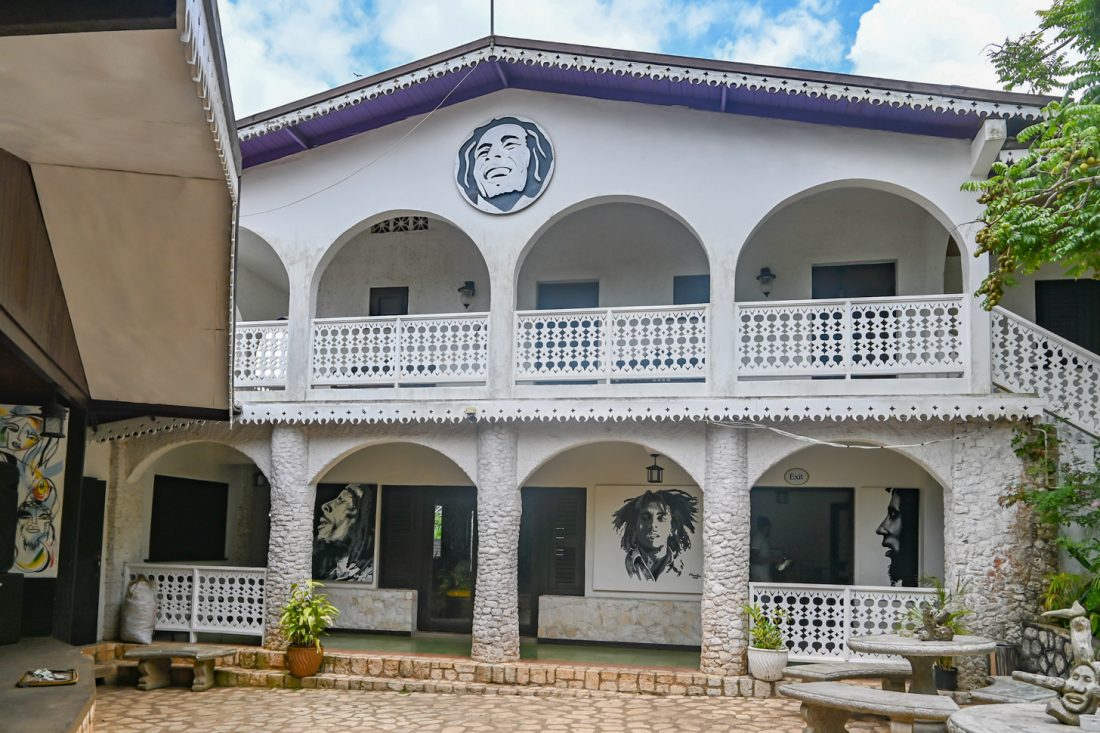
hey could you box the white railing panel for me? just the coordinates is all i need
[127,564,266,640]
[515,305,707,382]
[311,314,488,387]
[992,307,1100,436]
[234,321,289,388]
[737,296,966,379]
[749,582,934,662]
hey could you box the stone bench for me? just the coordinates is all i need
[123,644,237,692]
[784,661,913,692]
[779,681,959,733]
[968,676,1056,705]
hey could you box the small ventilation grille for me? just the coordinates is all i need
[371,216,428,234]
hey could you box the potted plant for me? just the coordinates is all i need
[896,576,972,690]
[743,603,789,681]
[279,580,339,677]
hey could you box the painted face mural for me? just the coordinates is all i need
[0,406,65,577]
[875,488,919,587]
[455,116,554,215]
[312,484,376,583]
[612,489,698,582]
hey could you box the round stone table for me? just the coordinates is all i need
[948,702,1064,733]
[847,634,996,695]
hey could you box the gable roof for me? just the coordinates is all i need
[237,36,1055,169]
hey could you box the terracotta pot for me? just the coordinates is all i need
[286,643,324,677]
[746,646,788,681]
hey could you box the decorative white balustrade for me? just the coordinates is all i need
[736,295,968,379]
[311,313,489,387]
[126,564,266,641]
[514,305,707,382]
[749,582,934,662]
[234,321,289,388]
[992,307,1100,437]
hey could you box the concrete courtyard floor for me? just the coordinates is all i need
[95,686,890,732]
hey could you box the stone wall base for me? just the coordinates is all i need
[1018,621,1099,677]
[538,595,700,646]
[325,587,417,632]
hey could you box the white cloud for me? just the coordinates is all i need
[848,0,1046,89]
[712,0,845,69]
[219,0,373,117]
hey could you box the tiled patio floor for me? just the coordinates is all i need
[95,686,891,732]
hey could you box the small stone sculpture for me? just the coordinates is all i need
[1013,606,1100,726]
[917,605,956,641]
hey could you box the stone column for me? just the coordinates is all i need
[947,421,1055,688]
[700,423,750,675]
[101,440,143,640]
[471,422,520,662]
[263,425,314,648]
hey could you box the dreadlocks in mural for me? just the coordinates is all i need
[1,405,66,577]
[612,488,699,582]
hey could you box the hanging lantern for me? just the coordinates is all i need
[646,454,664,484]
[40,401,66,439]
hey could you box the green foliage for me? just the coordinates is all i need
[743,603,787,650]
[896,576,973,670]
[1002,423,1100,635]
[964,0,1100,308]
[278,580,339,650]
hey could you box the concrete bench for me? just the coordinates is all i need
[123,644,237,692]
[780,681,959,733]
[968,676,1056,705]
[784,661,913,692]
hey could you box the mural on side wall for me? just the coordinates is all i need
[454,116,555,215]
[312,483,377,583]
[593,485,703,594]
[1,405,66,577]
[876,487,920,587]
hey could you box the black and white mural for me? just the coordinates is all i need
[455,116,554,215]
[875,487,919,587]
[593,485,703,593]
[312,483,377,583]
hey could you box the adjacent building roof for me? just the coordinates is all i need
[238,36,1055,169]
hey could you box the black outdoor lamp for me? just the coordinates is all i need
[40,400,66,439]
[646,454,664,484]
[756,267,777,298]
[457,281,476,309]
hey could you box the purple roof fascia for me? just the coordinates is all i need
[240,58,1016,168]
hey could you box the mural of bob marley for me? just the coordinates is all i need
[1,406,65,576]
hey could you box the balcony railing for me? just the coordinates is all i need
[311,313,489,387]
[515,304,707,383]
[735,295,967,379]
[234,320,289,388]
[126,563,266,642]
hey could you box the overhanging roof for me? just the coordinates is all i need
[238,36,1056,168]
[0,0,240,414]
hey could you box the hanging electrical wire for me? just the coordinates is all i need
[704,417,989,450]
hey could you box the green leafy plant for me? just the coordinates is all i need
[279,580,339,650]
[743,603,788,651]
[896,576,973,670]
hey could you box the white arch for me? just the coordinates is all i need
[518,435,705,489]
[307,436,477,487]
[237,226,291,321]
[127,438,271,485]
[513,194,713,300]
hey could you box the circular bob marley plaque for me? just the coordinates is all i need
[455,116,554,215]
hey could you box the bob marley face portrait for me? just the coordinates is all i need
[455,116,554,215]
[611,489,698,582]
[313,483,376,583]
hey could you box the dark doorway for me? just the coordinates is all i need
[518,487,586,636]
[536,281,599,310]
[369,287,409,317]
[379,486,477,633]
[1036,279,1100,354]
[812,262,897,300]
[148,476,227,562]
[750,487,854,585]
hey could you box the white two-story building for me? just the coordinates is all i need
[90,37,1099,678]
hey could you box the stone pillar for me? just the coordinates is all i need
[101,440,143,640]
[700,423,750,675]
[947,421,1056,688]
[263,425,314,648]
[471,422,520,662]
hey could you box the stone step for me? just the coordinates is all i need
[214,665,784,698]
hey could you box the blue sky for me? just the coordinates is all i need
[220,0,1047,117]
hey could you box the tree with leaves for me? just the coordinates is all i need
[965,0,1100,308]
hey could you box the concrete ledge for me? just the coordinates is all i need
[1,638,95,733]
[538,595,700,647]
[325,586,417,633]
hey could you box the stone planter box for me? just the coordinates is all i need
[1018,621,1100,677]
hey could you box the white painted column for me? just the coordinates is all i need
[284,275,313,400]
[485,254,516,399]
[708,251,737,397]
[700,422,750,675]
[962,230,993,394]
[263,425,314,648]
[471,421,521,662]
[946,421,1055,688]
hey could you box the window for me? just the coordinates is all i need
[536,281,599,310]
[370,216,428,234]
[673,274,710,304]
[148,475,227,562]
[369,287,409,316]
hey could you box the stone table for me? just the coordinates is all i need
[847,634,996,695]
[948,702,1068,733]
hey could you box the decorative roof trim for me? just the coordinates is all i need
[91,417,213,443]
[238,43,1047,144]
[182,0,239,203]
[235,396,1043,426]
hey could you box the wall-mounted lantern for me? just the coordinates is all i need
[756,267,777,298]
[457,281,476,309]
[646,454,664,484]
[40,400,66,439]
